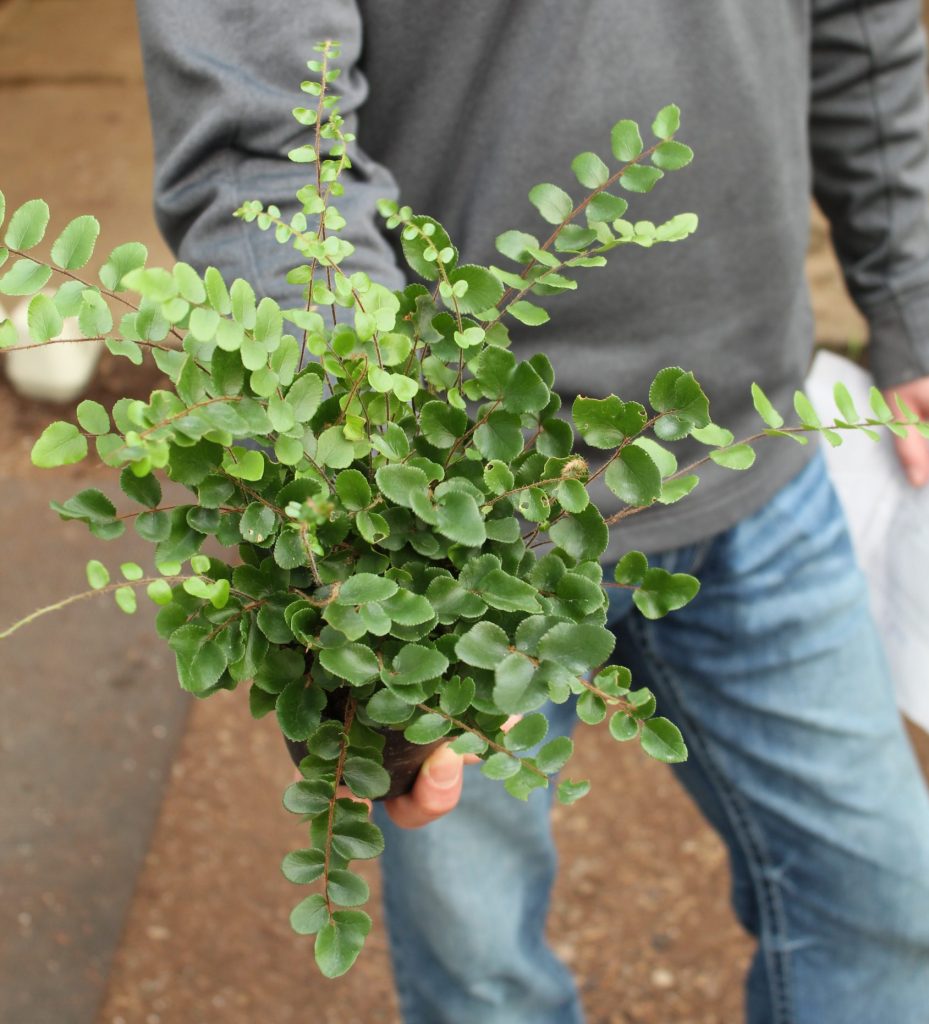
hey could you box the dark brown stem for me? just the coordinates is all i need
[486,474,568,506]
[414,704,549,781]
[0,335,173,354]
[0,574,188,639]
[114,503,243,522]
[299,524,323,586]
[578,675,634,712]
[485,140,664,330]
[323,696,357,913]
[202,599,263,643]
[8,247,185,344]
[443,396,503,469]
[224,477,287,518]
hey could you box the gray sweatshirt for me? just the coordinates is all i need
[135,0,929,556]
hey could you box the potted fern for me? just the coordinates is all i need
[2,41,921,978]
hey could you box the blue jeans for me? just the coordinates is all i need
[372,454,929,1023]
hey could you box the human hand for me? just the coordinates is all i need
[382,742,472,829]
[292,742,475,830]
[372,715,518,828]
[884,375,929,487]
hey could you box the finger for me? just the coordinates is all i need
[885,387,929,488]
[384,743,464,829]
[892,427,929,487]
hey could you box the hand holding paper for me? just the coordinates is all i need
[885,375,929,488]
[808,352,929,733]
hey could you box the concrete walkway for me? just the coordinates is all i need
[0,476,189,1024]
[0,2,185,1021]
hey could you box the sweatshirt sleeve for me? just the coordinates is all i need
[134,0,406,310]
[810,0,929,387]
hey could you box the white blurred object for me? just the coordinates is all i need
[806,349,929,733]
[2,292,102,403]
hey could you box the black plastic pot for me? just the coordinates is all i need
[283,682,444,800]
[284,727,443,800]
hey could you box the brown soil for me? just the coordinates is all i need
[90,687,929,1024]
[96,683,754,1024]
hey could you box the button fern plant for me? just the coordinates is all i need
[1,40,924,979]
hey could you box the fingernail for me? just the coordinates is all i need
[908,467,929,487]
[422,746,462,789]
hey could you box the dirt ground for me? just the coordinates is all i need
[2,2,929,1024]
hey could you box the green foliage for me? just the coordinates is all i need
[639,717,688,762]
[27,293,62,342]
[652,104,681,141]
[2,44,919,981]
[611,119,644,162]
[528,183,573,225]
[315,910,372,978]
[100,242,148,291]
[86,559,109,589]
[571,152,609,189]
[652,141,693,171]
[77,400,109,435]
[750,382,784,429]
[709,443,756,470]
[0,257,52,296]
[31,422,87,467]
[631,568,700,620]
[557,779,591,804]
[51,215,100,270]
[4,198,49,250]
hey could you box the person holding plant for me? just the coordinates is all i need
[136,1,929,1021]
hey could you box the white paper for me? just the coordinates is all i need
[806,350,929,733]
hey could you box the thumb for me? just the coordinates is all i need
[885,384,929,488]
[893,427,929,488]
[384,743,464,829]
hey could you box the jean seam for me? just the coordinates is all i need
[628,613,797,1024]
[682,537,714,577]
